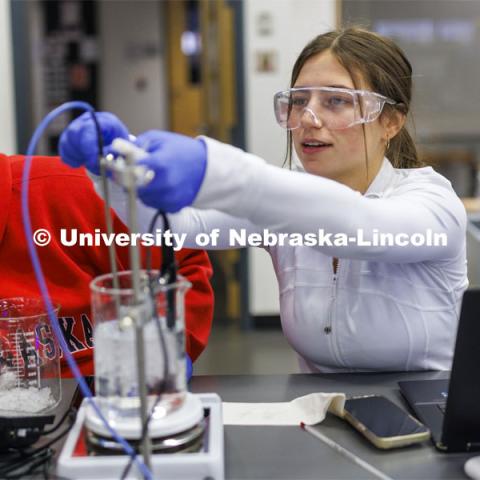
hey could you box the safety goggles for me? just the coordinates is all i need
[273,86,397,131]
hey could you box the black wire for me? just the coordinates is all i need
[0,450,53,479]
[0,411,75,464]
[120,211,178,480]
[161,213,177,331]
[0,409,74,478]
[42,404,73,435]
[145,210,162,274]
[145,212,178,283]
[0,409,76,478]
[0,455,49,479]
[0,443,50,475]
[160,213,177,283]
[89,110,105,158]
[152,212,177,330]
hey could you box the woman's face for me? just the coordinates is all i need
[291,50,388,192]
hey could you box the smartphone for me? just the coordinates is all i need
[343,395,431,449]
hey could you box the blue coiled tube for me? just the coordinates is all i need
[20,101,152,480]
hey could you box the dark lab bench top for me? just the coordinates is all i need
[52,371,475,479]
[190,371,474,480]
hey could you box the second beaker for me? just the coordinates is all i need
[89,270,190,436]
[0,297,61,416]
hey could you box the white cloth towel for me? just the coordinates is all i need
[222,392,346,426]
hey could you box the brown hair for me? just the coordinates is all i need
[285,26,423,170]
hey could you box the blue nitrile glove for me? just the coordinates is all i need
[186,354,193,382]
[59,112,129,175]
[134,131,207,213]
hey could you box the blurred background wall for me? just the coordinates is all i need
[244,0,336,321]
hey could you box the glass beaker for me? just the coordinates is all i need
[90,270,191,434]
[0,297,61,416]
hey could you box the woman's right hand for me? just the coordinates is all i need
[134,130,207,213]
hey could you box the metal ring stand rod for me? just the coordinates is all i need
[124,152,152,470]
[100,148,153,471]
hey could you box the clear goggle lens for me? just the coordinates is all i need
[273,87,396,131]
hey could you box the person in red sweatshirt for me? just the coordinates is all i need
[0,152,214,378]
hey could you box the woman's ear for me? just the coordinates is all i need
[381,109,406,140]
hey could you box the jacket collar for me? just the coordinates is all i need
[293,155,397,197]
[364,157,396,198]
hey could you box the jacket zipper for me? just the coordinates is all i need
[324,258,339,335]
[325,258,345,366]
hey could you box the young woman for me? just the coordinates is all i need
[0,152,214,377]
[60,27,467,373]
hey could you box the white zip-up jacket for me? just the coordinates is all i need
[102,137,468,373]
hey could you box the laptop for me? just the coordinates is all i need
[399,288,480,453]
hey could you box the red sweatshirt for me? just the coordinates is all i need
[0,154,213,376]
